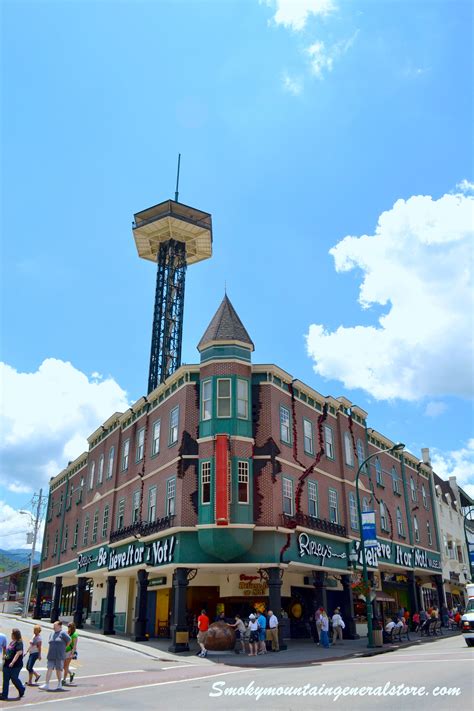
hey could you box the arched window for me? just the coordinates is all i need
[349,493,358,529]
[356,439,365,467]
[422,484,427,508]
[392,467,400,494]
[375,458,383,485]
[410,477,417,502]
[380,501,387,531]
[89,461,95,490]
[107,447,115,479]
[344,432,354,466]
[397,507,404,536]
[98,454,104,485]
[427,521,432,545]
[362,497,370,512]
[414,515,420,542]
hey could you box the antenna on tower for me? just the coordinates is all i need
[174,153,181,202]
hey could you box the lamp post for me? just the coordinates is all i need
[19,489,44,619]
[354,442,405,648]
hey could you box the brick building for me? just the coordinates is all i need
[36,294,445,647]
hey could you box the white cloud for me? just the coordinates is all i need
[306,187,474,401]
[0,500,41,551]
[282,71,304,94]
[456,179,474,194]
[0,358,130,493]
[424,401,447,418]
[431,439,474,499]
[265,0,336,31]
[306,31,359,79]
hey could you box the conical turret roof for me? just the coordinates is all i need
[198,295,254,351]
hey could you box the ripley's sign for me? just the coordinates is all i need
[298,532,347,566]
[354,540,441,571]
[77,536,176,573]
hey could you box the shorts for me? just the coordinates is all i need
[47,659,64,671]
[258,629,266,642]
[249,631,259,644]
[65,651,74,660]
[197,631,208,645]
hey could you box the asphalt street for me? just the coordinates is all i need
[0,618,472,710]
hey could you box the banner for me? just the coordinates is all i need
[361,510,377,549]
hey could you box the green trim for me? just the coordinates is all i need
[38,558,77,580]
[200,345,251,363]
[199,459,214,524]
[199,375,252,439]
[168,405,180,446]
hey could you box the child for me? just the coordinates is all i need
[26,625,42,685]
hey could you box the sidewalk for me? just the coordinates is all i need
[0,613,462,668]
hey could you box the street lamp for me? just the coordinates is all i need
[355,442,405,648]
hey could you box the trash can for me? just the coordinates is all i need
[373,629,383,647]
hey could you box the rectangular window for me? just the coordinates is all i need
[121,439,130,471]
[88,462,95,489]
[201,462,211,504]
[202,380,212,420]
[152,420,161,455]
[349,494,358,529]
[324,426,335,459]
[427,523,432,546]
[132,490,140,523]
[53,532,58,556]
[102,506,109,538]
[169,407,179,445]
[62,525,68,552]
[344,433,354,466]
[116,499,125,530]
[148,486,157,521]
[237,379,249,419]
[73,521,79,548]
[457,545,463,564]
[303,419,314,455]
[217,378,231,417]
[393,475,400,494]
[282,477,294,516]
[107,447,115,479]
[82,517,89,546]
[238,461,249,504]
[329,489,338,523]
[308,480,318,517]
[166,478,176,516]
[92,511,99,543]
[136,427,145,461]
[280,406,291,444]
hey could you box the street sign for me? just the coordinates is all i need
[362,511,378,549]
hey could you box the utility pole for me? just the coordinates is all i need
[21,489,45,618]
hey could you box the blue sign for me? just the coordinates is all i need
[470,550,474,564]
[362,511,377,549]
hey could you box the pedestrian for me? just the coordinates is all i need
[412,612,420,632]
[309,614,318,644]
[197,608,209,658]
[315,608,323,645]
[214,611,226,622]
[267,610,279,652]
[248,614,259,656]
[39,620,71,692]
[0,628,7,659]
[1,628,25,701]
[62,622,78,685]
[319,609,330,648]
[331,607,345,644]
[227,614,246,654]
[25,625,42,685]
[257,609,267,654]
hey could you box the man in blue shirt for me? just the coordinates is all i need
[257,611,267,654]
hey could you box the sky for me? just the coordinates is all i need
[1,0,473,550]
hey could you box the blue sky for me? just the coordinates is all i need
[1,0,473,548]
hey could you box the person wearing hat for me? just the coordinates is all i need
[331,607,345,644]
[247,614,259,656]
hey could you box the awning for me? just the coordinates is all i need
[374,591,396,603]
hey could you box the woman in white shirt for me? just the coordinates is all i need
[248,614,259,656]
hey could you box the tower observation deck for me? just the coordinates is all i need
[133,199,212,393]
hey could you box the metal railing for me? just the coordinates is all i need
[110,515,175,543]
[280,512,347,538]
